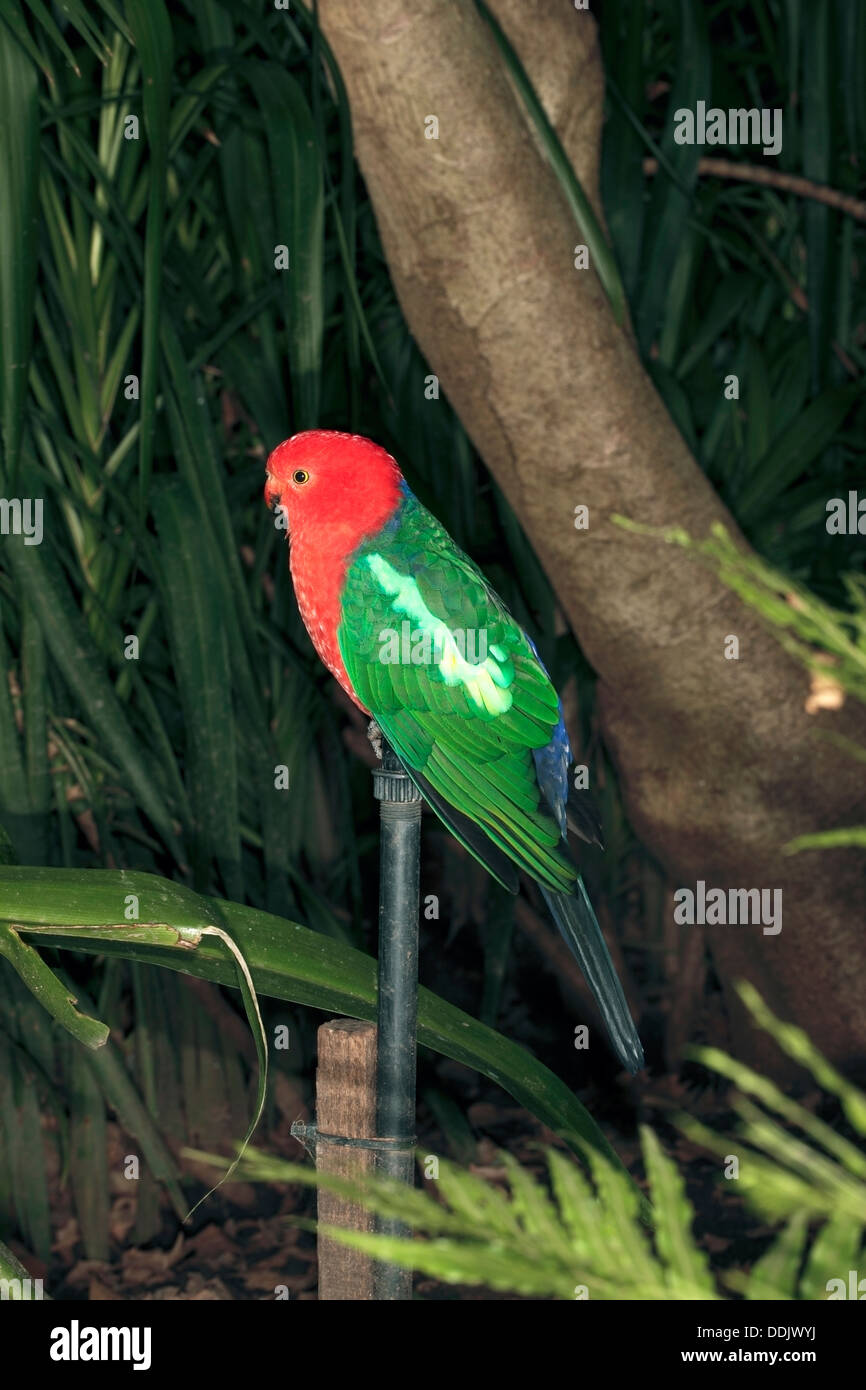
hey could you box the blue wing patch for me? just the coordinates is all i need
[525,635,570,837]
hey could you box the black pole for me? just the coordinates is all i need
[372,744,422,1301]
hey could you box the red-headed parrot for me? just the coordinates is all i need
[265,430,643,1073]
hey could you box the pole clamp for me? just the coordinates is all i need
[372,749,423,804]
[291,1121,417,1157]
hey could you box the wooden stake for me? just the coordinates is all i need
[315,1018,377,1300]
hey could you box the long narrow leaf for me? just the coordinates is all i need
[0,865,632,1180]
[0,17,40,489]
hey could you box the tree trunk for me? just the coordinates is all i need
[318,0,866,1074]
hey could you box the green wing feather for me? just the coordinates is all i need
[338,494,576,897]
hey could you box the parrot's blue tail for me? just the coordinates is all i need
[541,882,644,1074]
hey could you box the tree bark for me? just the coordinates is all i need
[318,0,866,1074]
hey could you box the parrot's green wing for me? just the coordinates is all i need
[338,495,577,896]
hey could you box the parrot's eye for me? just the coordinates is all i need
[292,469,310,485]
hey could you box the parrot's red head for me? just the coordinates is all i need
[264,430,403,549]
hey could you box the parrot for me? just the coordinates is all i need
[264,430,644,1073]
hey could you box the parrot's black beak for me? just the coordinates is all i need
[264,472,281,512]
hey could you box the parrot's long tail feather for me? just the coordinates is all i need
[541,883,644,1074]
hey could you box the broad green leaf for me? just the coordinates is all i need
[0,866,631,1179]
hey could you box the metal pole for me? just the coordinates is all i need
[371,744,422,1301]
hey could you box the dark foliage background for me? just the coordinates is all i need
[0,0,863,1294]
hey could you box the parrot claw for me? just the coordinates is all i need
[366,719,384,761]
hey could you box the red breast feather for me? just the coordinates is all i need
[266,431,403,711]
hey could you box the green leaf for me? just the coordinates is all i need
[799,1214,864,1301]
[125,0,173,504]
[735,981,866,1136]
[0,823,17,865]
[420,1085,478,1165]
[0,1,62,82]
[802,0,833,391]
[0,866,632,1181]
[641,1125,714,1295]
[500,1149,575,1264]
[0,1022,52,1260]
[152,479,242,898]
[739,1213,808,1300]
[0,922,109,1047]
[599,0,646,299]
[0,16,40,489]
[40,0,113,65]
[432,1154,520,1240]
[317,1223,574,1297]
[2,531,180,855]
[476,0,627,326]
[675,275,754,380]
[786,826,866,852]
[74,973,189,1222]
[547,1146,609,1267]
[687,1041,866,1183]
[65,1032,110,1259]
[744,336,772,467]
[737,386,859,520]
[635,0,709,352]
[182,919,268,1220]
[0,1235,49,1297]
[0,621,30,854]
[245,63,323,428]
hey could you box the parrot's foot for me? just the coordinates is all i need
[366,719,384,761]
